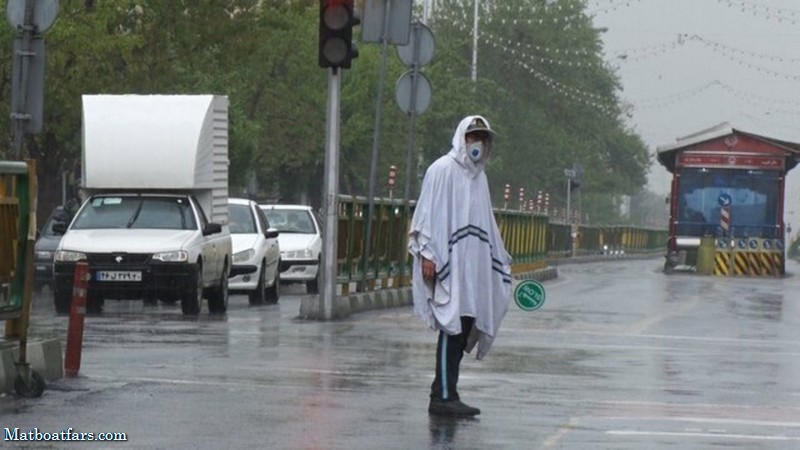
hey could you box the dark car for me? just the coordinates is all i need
[34,206,72,292]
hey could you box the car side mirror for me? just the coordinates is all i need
[52,222,67,235]
[203,222,222,236]
[266,228,279,239]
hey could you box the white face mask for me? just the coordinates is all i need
[467,141,484,162]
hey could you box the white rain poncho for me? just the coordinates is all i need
[408,115,513,359]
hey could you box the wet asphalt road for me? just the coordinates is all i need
[3,257,800,449]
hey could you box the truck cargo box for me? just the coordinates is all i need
[81,94,229,224]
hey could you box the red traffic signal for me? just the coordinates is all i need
[319,0,359,70]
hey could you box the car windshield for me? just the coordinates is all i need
[229,204,257,234]
[263,208,316,234]
[71,196,197,230]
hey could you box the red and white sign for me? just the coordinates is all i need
[677,153,784,170]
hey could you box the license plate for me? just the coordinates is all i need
[96,271,142,282]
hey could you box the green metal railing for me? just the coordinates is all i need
[334,196,667,292]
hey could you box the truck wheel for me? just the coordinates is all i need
[53,289,71,315]
[266,263,280,304]
[208,263,229,314]
[248,263,266,306]
[181,266,203,315]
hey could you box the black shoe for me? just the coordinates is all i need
[428,398,481,417]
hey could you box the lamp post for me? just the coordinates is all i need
[471,0,478,81]
[565,168,576,256]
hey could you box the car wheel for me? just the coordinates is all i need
[208,263,229,314]
[159,292,179,305]
[53,289,71,315]
[306,260,320,294]
[248,262,267,306]
[266,262,280,304]
[181,264,203,315]
[306,276,319,294]
[86,291,104,315]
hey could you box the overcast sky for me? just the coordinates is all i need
[591,0,800,212]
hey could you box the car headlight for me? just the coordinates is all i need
[54,250,87,262]
[282,249,314,259]
[35,250,53,261]
[233,249,255,263]
[152,250,188,262]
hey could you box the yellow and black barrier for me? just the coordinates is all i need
[713,237,784,277]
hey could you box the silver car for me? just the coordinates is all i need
[228,198,281,304]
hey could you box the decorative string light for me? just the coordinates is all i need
[615,34,800,65]
[628,79,800,115]
[436,8,595,60]
[609,33,800,82]
[484,31,601,68]
[610,35,689,62]
[440,17,620,115]
[698,38,800,82]
[694,35,800,65]
[632,81,720,110]
[716,0,800,25]
[487,1,584,18]
[484,14,585,29]
[587,0,644,16]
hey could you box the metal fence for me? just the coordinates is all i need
[334,196,668,292]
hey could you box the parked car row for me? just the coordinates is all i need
[35,199,323,314]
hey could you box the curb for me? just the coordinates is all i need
[299,265,559,320]
[0,338,63,394]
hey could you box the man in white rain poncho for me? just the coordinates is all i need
[408,115,513,418]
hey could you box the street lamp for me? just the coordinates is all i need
[564,168,577,256]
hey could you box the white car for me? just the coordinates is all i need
[228,198,281,304]
[259,204,322,293]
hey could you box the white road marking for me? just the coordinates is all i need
[606,430,800,441]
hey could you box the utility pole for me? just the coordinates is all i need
[471,0,479,82]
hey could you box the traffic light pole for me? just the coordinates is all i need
[320,68,341,320]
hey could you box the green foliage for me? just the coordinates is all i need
[426,0,650,219]
[2,0,650,225]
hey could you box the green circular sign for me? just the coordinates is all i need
[514,280,546,311]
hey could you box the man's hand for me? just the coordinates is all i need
[422,257,436,282]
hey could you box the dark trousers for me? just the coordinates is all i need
[430,316,475,401]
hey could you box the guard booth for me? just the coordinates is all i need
[657,123,800,276]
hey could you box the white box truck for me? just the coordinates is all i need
[52,95,232,316]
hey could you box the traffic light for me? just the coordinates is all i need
[319,0,359,70]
